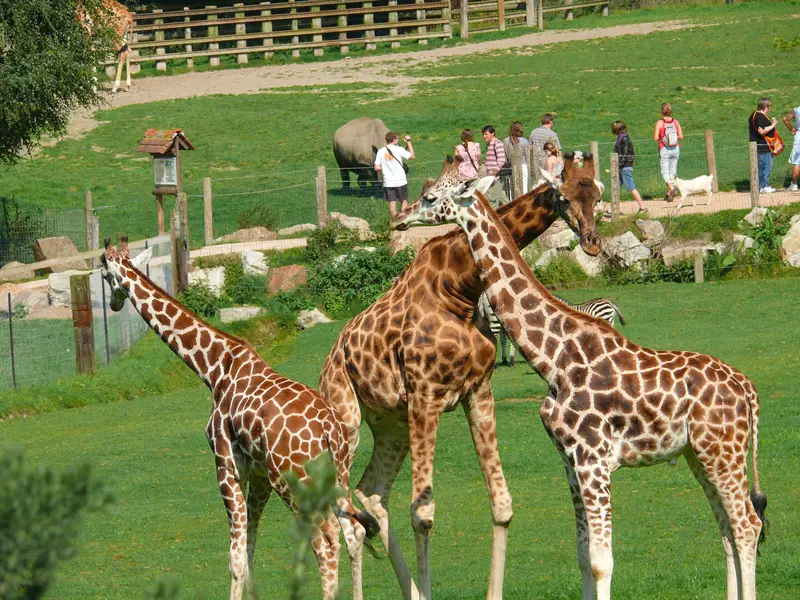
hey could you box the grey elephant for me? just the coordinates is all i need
[332,117,390,193]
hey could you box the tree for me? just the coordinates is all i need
[0,0,115,165]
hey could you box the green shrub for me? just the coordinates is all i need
[305,222,342,264]
[534,255,589,287]
[602,257,695,285]
[262,291,314,327]
[237,204,279,232]
[178,281,225,320]
[228,274,267,306]
[0,445,113,600]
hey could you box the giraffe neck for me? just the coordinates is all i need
[114,260,246,392]
[458,194,598,385]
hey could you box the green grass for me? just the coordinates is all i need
[1,277,799,599]
[1,1,798,249]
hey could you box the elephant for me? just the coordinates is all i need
[332,117,390,194]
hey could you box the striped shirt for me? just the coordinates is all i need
[484,138,507,176]
[529,126,560,181]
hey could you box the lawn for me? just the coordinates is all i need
[1,1,798,248]
[1,277,799,599]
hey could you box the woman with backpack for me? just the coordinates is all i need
[654,102,683,201]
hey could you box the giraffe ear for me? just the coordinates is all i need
[460,176,495,199]
[131,247,153,271]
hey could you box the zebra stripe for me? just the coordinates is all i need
[477,294,626,367]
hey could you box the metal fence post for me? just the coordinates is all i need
[203,177,214,246]
[70,273,96,376]
[749,141,759,208]
[704,130,719,193]
[610,152,620,221]
[7,292,16,388]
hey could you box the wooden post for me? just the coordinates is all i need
[610,152,620,220]
[177,191,189,251]
[261,2,274,59]
[590,141,600,181]
[316,166,328,226]
[416,0,428,45]
[184,7,194,68]
[694,253,704,283]
[338,4,349,54]
[603,2,609,16]
[565,0,573,20]
[154,9,167,72]
[171,208,189,294]
[525,144,533,190]
[290,0,300,58]
[85,190,94,252]
[364,2,376,50]
[70,273,95,376]
[537,0,544,30]
[510,143,524,198]
[498,0,506,31]
[119,300,131,353]
[203,177,214,246]
[208,6,220,67]
[460,0,469,39]
[749,141,759,208]
[704,129,719,192]
[389,0,399,49]
[525,0,535,27]
[442,0,452,38]
[312,5,324,55]
[235,3,248,64]
[155,193,165,235]
[130,25,141,74]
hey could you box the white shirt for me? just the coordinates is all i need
[375,144,411,187]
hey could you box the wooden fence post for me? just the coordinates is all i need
[389,0,400,48]
[364,1,376,50]
[317,166,328,227]
[119,299,131,353]
[442,0,452,38]
[261,2,274,59]
[129,23,141,74]
[338,4,349,53]
[207,6,220,67]
[184,7,194,68]
[460,0,469,38]
[203,177,214,246]
[694,253,704,283]
[312,5,324,56]
[704,129,719,192]
[537,0,544,30]
[155,193,165,236]
[171,206,189,294]
[235,3,248,64]
[85,190,94,251]
[416,0,428,45]
[498,0,506,31]
[290,0,301,58]
[70,273,95,376]
[603,2,609,16]
[178,192,190,251]
[565,0,574,20]
[154,9,167,72]
[510,144,524,198]
[590,141,600,180]
[749,141,759,208]
[610,152,620,220]
[526,0,535,27]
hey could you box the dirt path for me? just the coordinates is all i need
[65,19,695,140]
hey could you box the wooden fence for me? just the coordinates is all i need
[125,0,451,72]
[451,0,609,36]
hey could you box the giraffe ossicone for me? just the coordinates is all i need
[101,237,379,600]
[391,186,768,600]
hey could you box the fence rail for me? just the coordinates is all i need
[452,0,608,36]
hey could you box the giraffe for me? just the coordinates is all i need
[389,175,768,600]
[78,0,134,93]
[100,238,379,600]
[319,153,604,600]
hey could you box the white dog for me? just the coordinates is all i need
[672,174,714,209]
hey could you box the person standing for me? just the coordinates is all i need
[653,102,683,201]
[749,98,778,194]
[504,121,530,194]
[782,104,800,192]
[454,129,481,181]
[481,125,509,206]
[612,120,647,213]
[374,131,414,216]
[543,141,563,176]
[529,113,561,182]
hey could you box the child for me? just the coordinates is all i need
[612,120,647,213]
[544,141,562,176]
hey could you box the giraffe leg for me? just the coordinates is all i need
[312,515,342,600]
[125,50,131,90]
[215,456,249,600]
[244,474,272,600]
[355,414,418,600]
[564,463,594,600]
[337,505,367,600]
[112,55,124,94]
[574,457,614,600]
[463,380,513,600]
[685,450,739,600]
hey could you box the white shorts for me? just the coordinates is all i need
[790,132,800,165]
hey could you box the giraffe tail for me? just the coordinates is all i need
[747,389,768,550]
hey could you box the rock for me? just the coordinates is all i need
[535,248,559,268]
[0,261,34,280]
[215,227,277,244]
[791,214,800,226]
[389,225,458,254]
[189,266,226,296]
[731,234,755,252]
[268,265,307,294]
[603,231,651,268]
[660,241,717,267]
[635,219,665,243]
[297,308,332,329]
[330,212,372,240]
[780,221,800,267]
[32,236,88,273]
[742,207,770,227]
[220,306,261,324]
[570,245,602,277]
[15,290,48,312]
[540,220,578,251]
[48,269,104,308]
[278,223,317,236]
[242,250,270,276]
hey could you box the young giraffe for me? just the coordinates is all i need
[78,0,135,93]
[100,238,378,600]
[389,177,767,600]
[319,154,603,600]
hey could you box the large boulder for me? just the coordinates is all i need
[47,269,104,308]
[242,250,270,276]
[742,207,770,227]
[635,219,665,244]
[731,234,755,252]
[570,246,603,277]
[330,212,372,240]
[268,265,307,294]
[297,308,332,329]
[220,306,261,324]
[603,231,651,268]
[0,261,34,281]
[215,227,277,244]
[189,266,226,296]
[535,248,559,268]
[278,223,317,236]
[660,241,718,267]
[780,221,800,267]
[539,221,578,251]
[32,236,88,273]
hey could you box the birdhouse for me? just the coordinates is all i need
[136,129,195,196]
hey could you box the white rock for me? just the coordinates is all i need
[570,246,603,277]
[742,207,770,227]
[220,306,261,324]
[791,214,800,226]
[661,241,717,267]
[15,290,48,312]
[242,250,270,276]
[48,269,105,308]
[278,223,317,236]
[732,234,754,252]
[604,231,651,268]
[635,219,665,243]
[541,227,578,251]
[330,212,372,240]
[189,266,226,297]
[535,248,559,268]
[780,221,800,267]
[297,308,332,329]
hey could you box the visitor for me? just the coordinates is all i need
[374,131,414,216]
[653,102,683,201]
[612,120,647,213]
[543,141,563,177]
[529,113,561,182]
[749,98,778,194]
[481,125,509,207]
[455,129,481,181]
[504,121,530,194]
[781,104,800,192]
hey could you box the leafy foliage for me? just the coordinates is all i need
[0,445,113,599]
[237,204,279,232]
[773,34,800,51]
[304,222,344,264]
[178,280,225,319]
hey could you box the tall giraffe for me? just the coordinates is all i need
[100,238,378,600]
[389,176,768,600]
[78,0,134,93]
[319,154,604,600]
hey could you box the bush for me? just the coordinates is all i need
[178,281,225,319]
[262,291,314,327]
[534,255,590,287]
[602,257,695,285]
[237,204,279,232]
[304,222,343,264]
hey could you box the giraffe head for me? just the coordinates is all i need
[100,237,152,312]
[416,155,465,202]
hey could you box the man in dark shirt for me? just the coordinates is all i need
[749,98,779,193]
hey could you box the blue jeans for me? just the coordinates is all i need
[659,146,680,183]
[620,166,636,192]
[757,152,773,189]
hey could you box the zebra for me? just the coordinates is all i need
[477,293,626,367]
